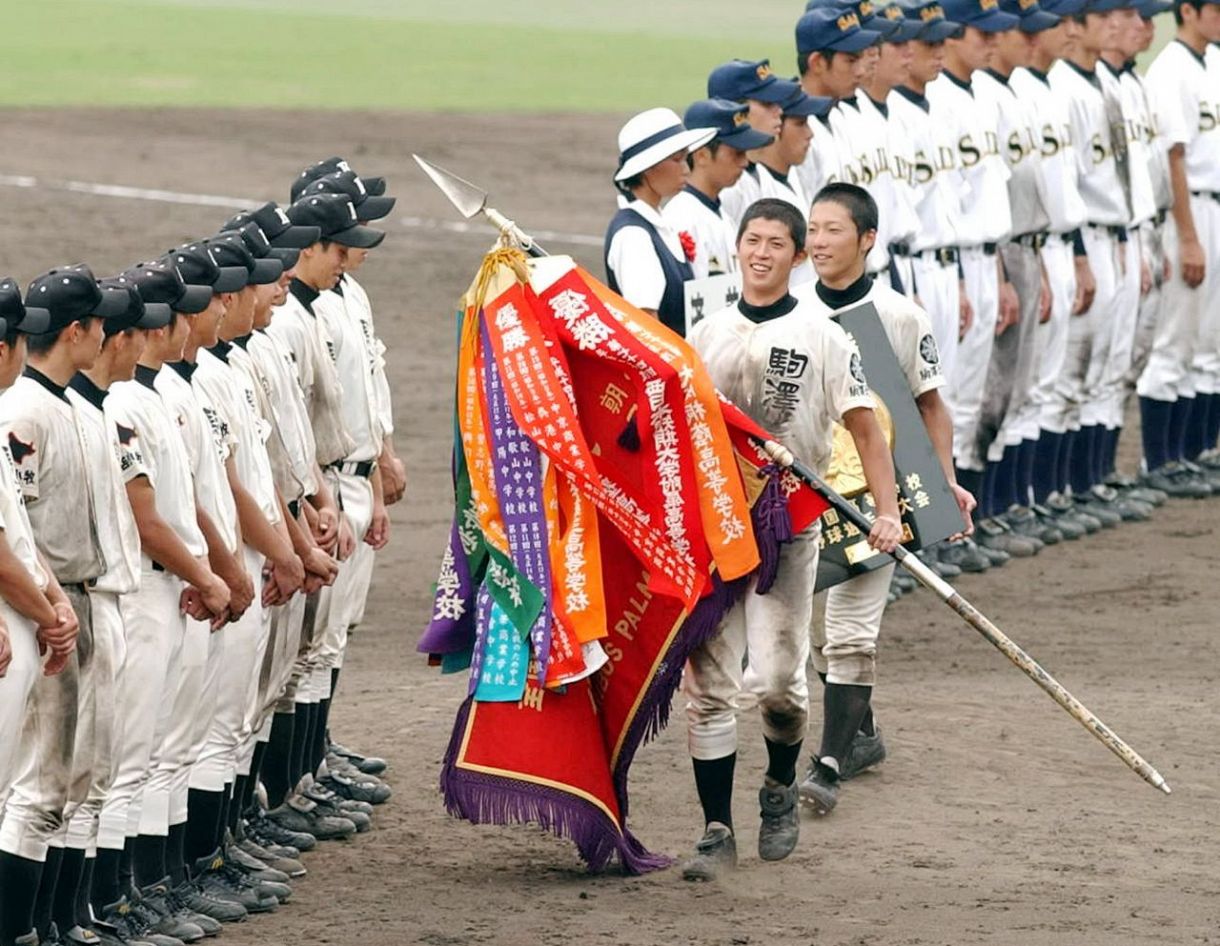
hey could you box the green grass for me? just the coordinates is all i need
[0,0,800,112]
[0,0,1176,112]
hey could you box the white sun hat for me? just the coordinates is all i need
[613,107,717,183]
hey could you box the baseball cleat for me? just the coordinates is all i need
[1140,464,1211,499]
[320,769,392,805]
[757,780,800,862]
[329,742,388,776]
[169,881,247,924]
[838,727,887,781]
[224,842,293,886]
[245,815,313,854]
[235,836,306,878]
[976,517,1040,556]
[135,880,206,943]
[190,852,278,914]
[1004,505,1062,545]
[680,822,737,882]
[266,797,357,841]
[1031,502,1083,540]
[798,759,840,815]
[938,538,991,573]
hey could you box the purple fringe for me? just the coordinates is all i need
[750,463,794,595]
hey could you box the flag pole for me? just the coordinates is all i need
[753,436,1171,796]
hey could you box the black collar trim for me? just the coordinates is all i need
[1174,38,1208,67]
[233,334,251,351]
[682,183,721,214]
[68,372,107,409]
[737,293,799,324]
[23,366,69,402]
[289,278,319,315]
[167,360,196,381]
[1066,59,1101,88]
[894,85,930,111]
[943,69,973,93]
[134,364,160,391]
[815,273,873,310]
[207,341,232,363]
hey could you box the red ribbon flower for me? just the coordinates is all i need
[678,230,697,264]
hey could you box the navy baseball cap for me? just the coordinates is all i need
[1083,0,1133,10]
[165,242,247,293]
[856,0,905,38]
[940,0,1021,29]
[906,1,967,39]
[782,85,835,118]
[877,1,929,40]
[683,99,775,150]
[123,260,213,315]
[707,59,794,104]
[1134,0,1171,14]
[301,170,396,222]
[286,194,386,249]
[97,278,172,335]
[222,202,320,250]
[25,265,132,335]
[0,277,51,335]
[1001,0,1061,28]
[796,7,883,54]
[1038,0,1086,14]
[207,232,283,286]
[292,157,386,202]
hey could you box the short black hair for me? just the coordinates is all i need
[1174,0,1206,23]
[797,48,838,75]
[737,198,807,252]
[813,182,879,236]
[2,327,20,349]
[686,139,723,170]
[26,317,96,357]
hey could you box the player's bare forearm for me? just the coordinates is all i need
[227,461,294,566]
[1167,147,1197,243]
[127,477,214,587]
[916,389,956,486]
[0,536,58,627]
[842,407,899,520]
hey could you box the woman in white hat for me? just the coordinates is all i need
[603,108,716,336]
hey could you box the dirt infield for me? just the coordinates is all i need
[2,108,1217,946]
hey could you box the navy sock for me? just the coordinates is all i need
[1070,427,1095,495]
[1169,396,1194,462]
[1058,429,1077,495]
[1089,424,1107,486]
[1207,393,1220,452]
[1106,426,1121,478]
[1032,431,1061,504]
[32,846,63,940]
[1185,395,1209,460]
[1139,396,1172,472]
[980,462,997,518]
[1002,443,1021,510]
[91,847,122,911]
[1017,438,1038,507]
[52,847,87,937]
[0,852,43,942]
[692,754,736,831]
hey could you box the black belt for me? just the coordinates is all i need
[152,561,165,573]
[982,242,998,256]
[1013,232,1048,250]
[288,499,301,519]
[913,246,959,266]
[1190,190,1220,203]
[1152,209,1167,227]
[889,241,912,258]
[61,581,88,593]
[1086,222,1127,239]
[330,460,375,478]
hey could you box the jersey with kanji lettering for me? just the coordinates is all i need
[0,440,46,591]
[794,278,945,399]
[320,285,384,463]
[0,371,104,583]
[66,374,142,595]
[1144,39,1220,192]
[689,293,875,475]
[338,273,394,439]
[245,329,319,503]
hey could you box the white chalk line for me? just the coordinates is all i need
[0,174,603,247]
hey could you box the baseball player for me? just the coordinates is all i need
[663,99,775,280]
[604,108,715,335]
[1135,0,1220,490]
[682,197,901,881]
[0,267,122,946]
[795,184,972,814]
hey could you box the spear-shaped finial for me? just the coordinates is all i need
[413,155,547,257]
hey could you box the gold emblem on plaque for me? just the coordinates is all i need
[825,394,896,497]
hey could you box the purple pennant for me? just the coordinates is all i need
[479,315,555,684]
[419,516,476,657]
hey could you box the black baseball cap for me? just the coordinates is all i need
[206,232,283,285]
[122,259,213,315]
[286,194,385,249]
[97,277,172,335]
[166,242,248,293]
[25,265,132,335]
[230,222,300,270]
[291,157,387,202]
[221,202,320,250]
[301,171,396,221]
[0,277,51,335]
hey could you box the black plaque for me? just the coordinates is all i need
[814,301,963,591]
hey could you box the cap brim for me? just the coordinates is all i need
[719,127,776,150]
[16,306,51,335]
[270,224,321,249]
[1019,9,1061,29]
[783,95,834,117]
[891,20,926,41]
[973,9,1022,30]
[614,126,717,181]
[136,302,173,329]
[93,289,133,320]
[749,78,795,104]
[354,194,396,221]
[249,258,284,285]
[329,224,385,249]
[362,176,387,196]
[1137,0,1171,14]
[920,19,965,39]
[213,266,249,293]
[269,247,301,269]
[827,27,884,51]
[176,283,213,314]
[869,18,903,38]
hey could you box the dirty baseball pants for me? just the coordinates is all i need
[177,616,224,826]
[63,591,123,855]
[1034,237,1079,435]
[1128,223,1166,386]
[0,605,40,809]
[951,245,1000,472]
[810,562,895,687]
[0,586,93,862]
[685,533,819,760]
[1098,235,1141,432]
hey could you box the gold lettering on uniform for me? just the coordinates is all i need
[518,684,545,711]
[599,382,628,414]
[983,130,1000,157]
[1200,102,1217,133]
[1007,130,1027,164]
[914,149,934,184]
[936,144,957,171]
[1040,122,1061,157]
[1090,132,1109,165]
[959,133,981,167]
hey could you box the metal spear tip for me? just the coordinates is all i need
[412,155,488,219]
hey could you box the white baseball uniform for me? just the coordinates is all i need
[663,184,740,280]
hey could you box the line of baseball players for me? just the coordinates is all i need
[602,0,1220,879]
[0,157,406,946]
